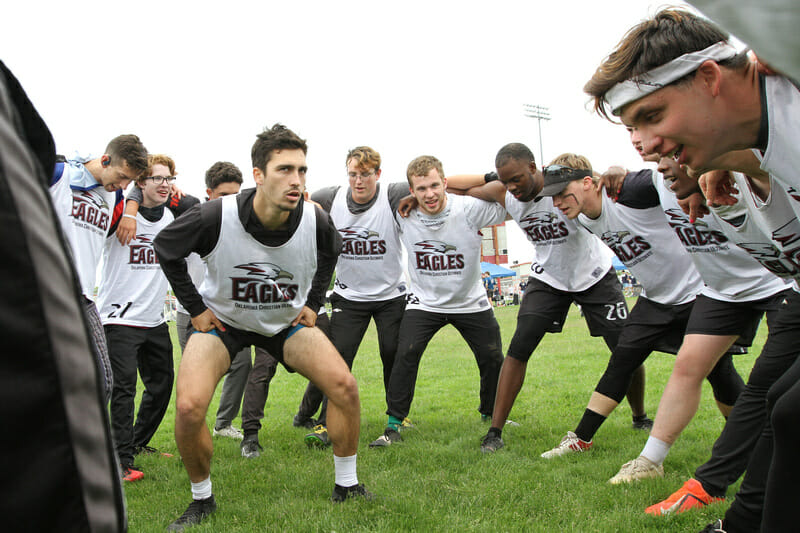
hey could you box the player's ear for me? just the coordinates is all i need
[253,167,264,185]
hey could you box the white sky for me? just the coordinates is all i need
[3,0,697,264]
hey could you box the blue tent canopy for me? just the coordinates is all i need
[480,262,515,279]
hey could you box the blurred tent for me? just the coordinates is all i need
[480,262,516,279]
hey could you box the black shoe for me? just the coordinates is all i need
[632,415,654,430]
[241,436,262,459]
[368,428,402,448]
[167,495,217,531]
[331,483,374,503]
[480,433,504,453]
[699,519,726,532]
[293,414,317,429]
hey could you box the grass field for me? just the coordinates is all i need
[125,301,764,532]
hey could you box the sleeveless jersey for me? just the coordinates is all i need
[200,195,317,336]
[652,170,787,302]
[714,172,800,284]
[505,192,613,292]
[329,184,405,301]
[399,194,505,313]
[49,160,118,298]
[578,193,702,305]
[97,209,175,327]
[757,76,800,196]
[175,252,205,315]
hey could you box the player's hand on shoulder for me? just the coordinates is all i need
[601,166,627,201]
[397,195,417,218]
[699,170,739,207]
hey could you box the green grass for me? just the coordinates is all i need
[125,301,763,532]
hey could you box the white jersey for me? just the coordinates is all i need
[97,209,174,327]
[505,192,613,292]
[200,194,317,336]
[398,194,505,313]
[652,171,787,302]
[715,172,800,285]
[578,193,702,305]
[174,252,205,315]
[329,184,405,302]
[757,76,800,196]
[49,160,118,298]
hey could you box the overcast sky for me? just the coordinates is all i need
[4,0,705,263]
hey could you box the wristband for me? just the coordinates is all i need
[484,171,499,183]
[122,214,137,220]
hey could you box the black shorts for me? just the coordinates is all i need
[616,297,694,354]
[518,268,627,336]
[685,291,790,346]
[189,320,300,372]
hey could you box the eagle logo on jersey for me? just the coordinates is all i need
[600,231,631,246]
[129,233,159,265]
[71,191,110,231]
[785,186,800,203]
[339,226,387,256]
[663,208,728,249]
[772,219,800,250]
[518,211,569,243]
[737,242,800,279]
[600,230,652,264]
[230,262,298,304]
[413,240,464,271]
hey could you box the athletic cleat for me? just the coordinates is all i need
[609,455,664,484]
[331,483,374,503]
[213,424,243,440]
[632,415,654,431]
[401,417,415,429]
[699,519,727,532]
[167,495,217,531]
[292,414,317,429]
[369,428,402,448]
[240,436,262,458]
[480,433,504,453]
[305,425,331,448]
[121,464,144,482]
[645,478,723,515]
[134,445,174,457]
[540,431,592,459]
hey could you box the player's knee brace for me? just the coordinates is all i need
[506,314,548,362]
[706,353,745,406]
[594,345,648,402]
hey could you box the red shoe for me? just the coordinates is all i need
[121,464,144,482]
[645,478,722,515]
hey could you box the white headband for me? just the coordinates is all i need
[605,41,739,116]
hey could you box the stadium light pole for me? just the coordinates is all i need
[523,103,550,166]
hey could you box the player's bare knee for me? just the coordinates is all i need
[327,371,359,406]
[175,394,208,426]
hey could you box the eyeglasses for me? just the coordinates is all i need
[347,170,376,180]
[145,176,177,185]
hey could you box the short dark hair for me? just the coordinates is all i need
[585,9,748,121]
[205,161,243,190]
[495,143,535,169]
[251,124,307,171]
[105,134,148,176]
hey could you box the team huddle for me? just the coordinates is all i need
[44,8,799,533]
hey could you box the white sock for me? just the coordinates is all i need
[191,477,212,500]
[641,436,671,466]
[334,454,358,487]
